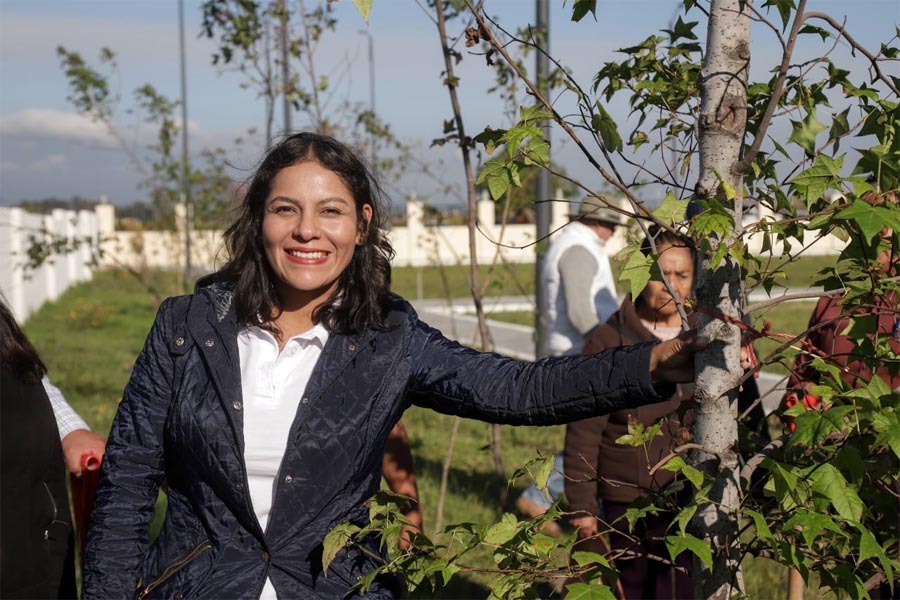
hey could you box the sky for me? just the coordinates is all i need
[0,0,897,209]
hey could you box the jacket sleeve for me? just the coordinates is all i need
[406,317,673,425]
[82,298,178,599]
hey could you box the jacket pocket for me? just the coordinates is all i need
[135,540,211,600]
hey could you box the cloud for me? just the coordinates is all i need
[0,108,116,146]
[0,153,69,173]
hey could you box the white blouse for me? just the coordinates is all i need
[237,323,329,600]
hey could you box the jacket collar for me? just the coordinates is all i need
[187,282,377,452]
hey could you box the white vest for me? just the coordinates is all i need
[542,221,618,356]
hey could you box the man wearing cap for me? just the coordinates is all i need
[543,195,627,357]
[515,195,627,524]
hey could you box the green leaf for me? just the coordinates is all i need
[618,249,654,301]
[857,524,894,584]
[808,463,864,521]
[665,533,713,569]
[591,102,623,152]
[570,0,597,23]
[660,455,704,489]
[476,158,511,200]
[784,508,846,549]
[653,192,689,225]
[522,136,550,166]
[483,513,520,545]
[350,0,373,23]
[571,551,611,568]
[673,504,697,535]
[834,199,900,242]
[474,128,507,155]
[745,509,774,542]
[789,405,854,449]
[564,583,616,600]
[872,410,900,459]
[322,522,360,573]
[790,154,844,206]
[762,0,795,29]
[788,112,827,155]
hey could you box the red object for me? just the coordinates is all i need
[782,392,821,432]
[71,452,102,559]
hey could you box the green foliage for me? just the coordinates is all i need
[56,47,235,231]
[350,0,373,22]
[474,105,552,200]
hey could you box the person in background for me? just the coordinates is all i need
[0,298,77,599]
[82,132,700,599]
[565,227,696,599]
[44,378,107,475]
[517,195,628,523]
[780,190,899,600]
[381,421,423,550]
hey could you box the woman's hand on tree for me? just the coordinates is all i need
[649,330,707,384]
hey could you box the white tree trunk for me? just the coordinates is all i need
[691,1,751,598]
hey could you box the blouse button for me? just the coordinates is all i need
[175,337,185,347]
[174,592,183,600]
[284,474,293,483]
[205,339,215,347]
[261,551,270,562]
[347,343,356,351]
[301,397,309,404]
[235,482,244,491]
[232,401,242,411]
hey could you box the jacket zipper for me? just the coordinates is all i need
[135,540,211,600]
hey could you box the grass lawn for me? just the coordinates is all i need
[25,268,825,598]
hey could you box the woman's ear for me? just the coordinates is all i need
[357,203,374,245]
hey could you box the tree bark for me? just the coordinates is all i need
[690,1,751,598]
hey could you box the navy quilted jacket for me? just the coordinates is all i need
[83,283,670,599]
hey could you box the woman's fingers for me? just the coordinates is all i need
[649,330,709,384]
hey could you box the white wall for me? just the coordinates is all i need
[95,193,850,273]
[0,207,100,322]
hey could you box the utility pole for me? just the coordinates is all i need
[178,0,191,286]
[281,4,292,135]
[534,0,551,358]
[365,31,376,166]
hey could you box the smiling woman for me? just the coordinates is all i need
[261,162,374,341]
[82,132,703,600]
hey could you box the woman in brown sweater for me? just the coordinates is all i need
[564,228,695,599]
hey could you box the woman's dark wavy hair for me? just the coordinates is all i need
[0,296,47,383]
[213,132,395,334]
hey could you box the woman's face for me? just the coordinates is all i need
[261,160,372,308]
[639,243,694,322]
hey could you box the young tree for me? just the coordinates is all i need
[328,1,899,598]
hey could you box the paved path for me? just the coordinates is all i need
[410,288,822,415]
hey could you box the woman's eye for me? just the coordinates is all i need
[273,205,295,214]
[323,208,342,215]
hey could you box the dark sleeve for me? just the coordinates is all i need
[82,299,177,599]
[406,317,674,426]
[564,415,608,516]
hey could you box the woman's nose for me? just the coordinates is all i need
[293,213,319,240]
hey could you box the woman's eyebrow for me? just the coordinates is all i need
[267,196,300,207]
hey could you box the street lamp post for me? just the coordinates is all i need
[178,0,191,286]
[359,29,376,166]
